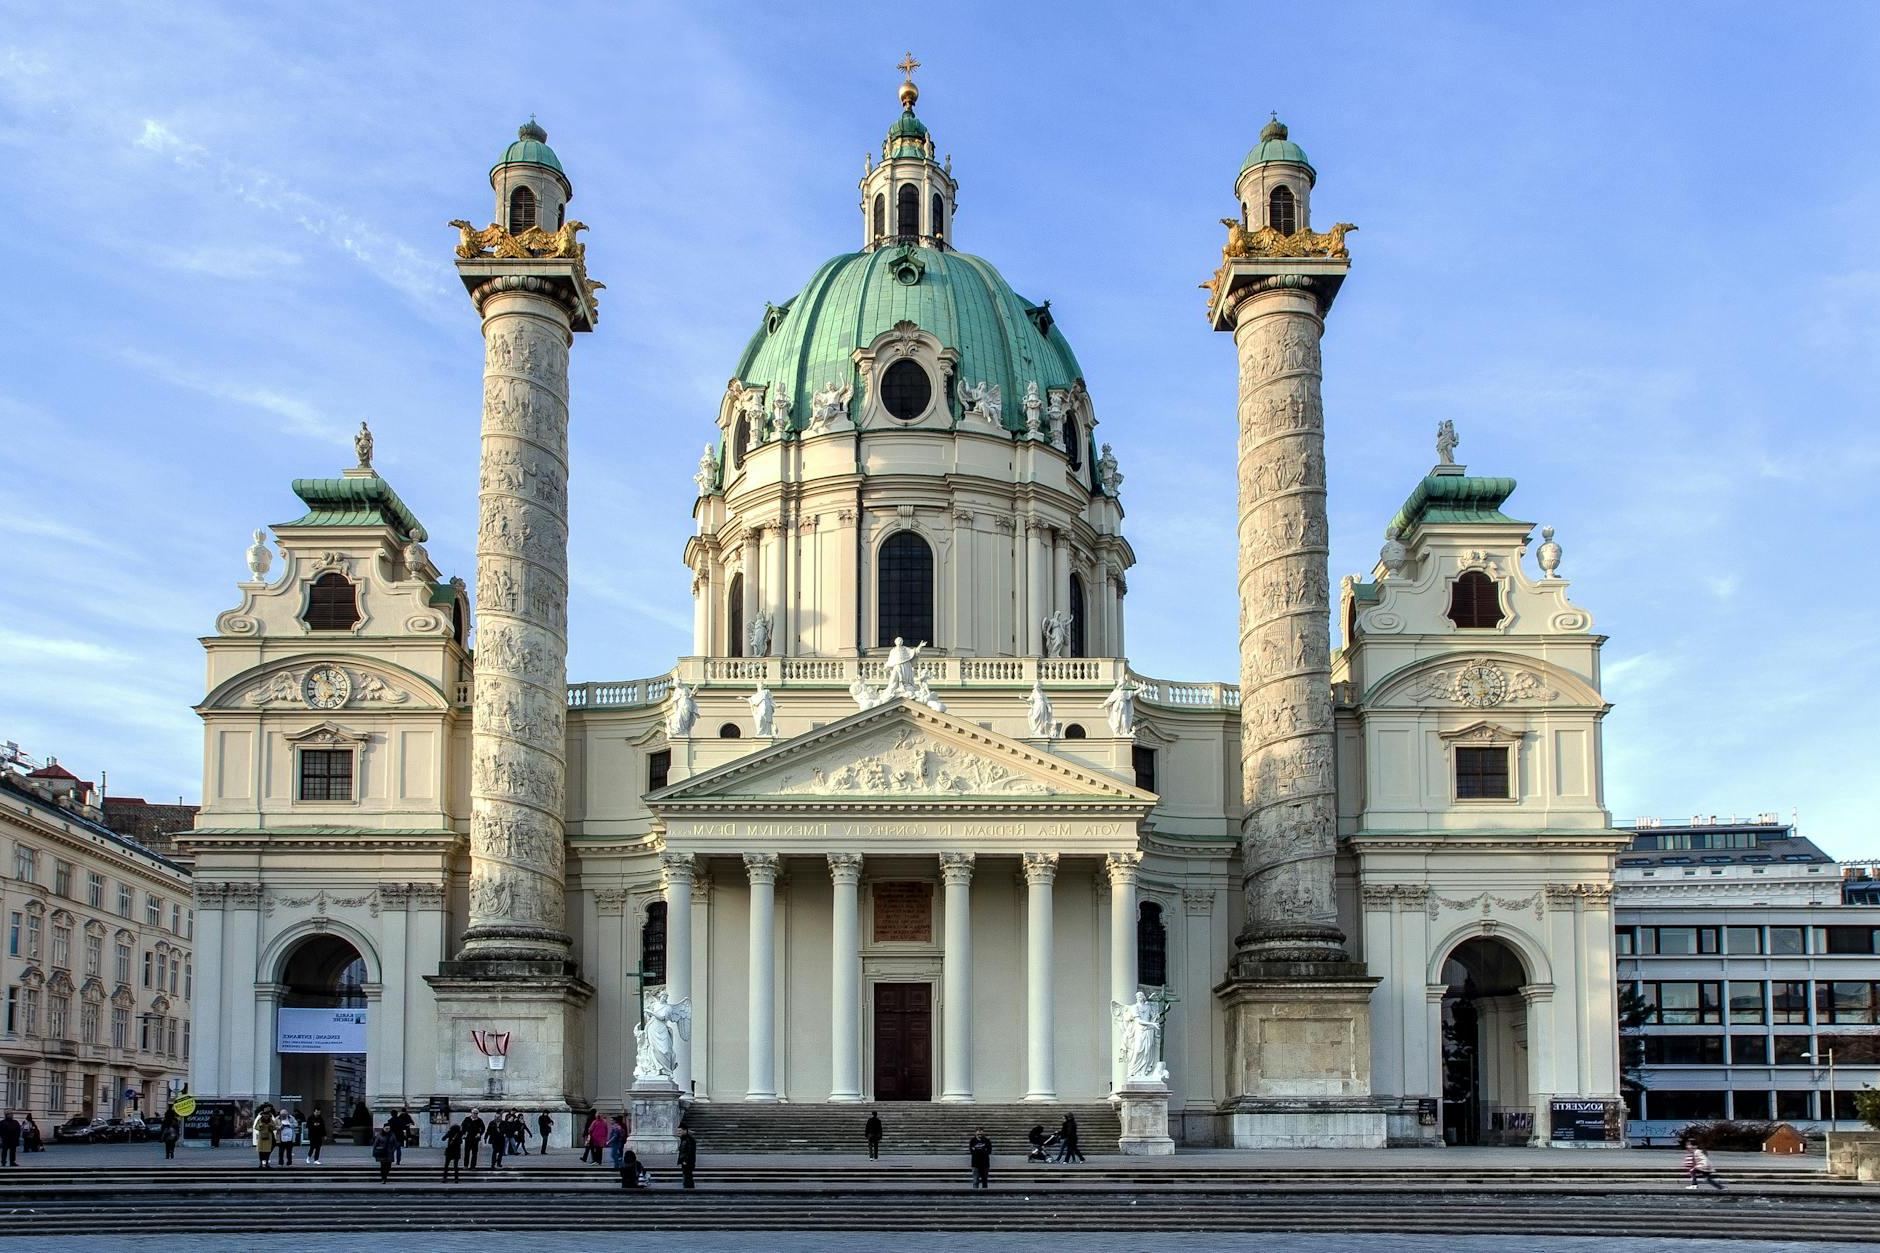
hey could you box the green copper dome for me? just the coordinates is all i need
[732,244,1084,431]
[492,118,564,178]
[887,108,928,141]
[1239,116,1314,180]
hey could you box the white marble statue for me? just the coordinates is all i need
[1102,678,1143,738]
[633,988,692,1083]
[665,683,698,738]
[1436,419,1459,466]
[1024,679,1055,738]
[770,392,793,438]
[1112,991,1170,1084]
[810,379,853,431]
[883,636,926,698]
[244,529,273,581]
[746,684,776,737]
[747,609,774,658]
[354,421,374,469]
[1045,390,1068,444]
[1097,443,1123,494]
[960,380,1002,425]
[1040,609,1073,658]
[694,444,718,494]
[912,674,947,713]
[1022,380,1044,437]
[848,676,887,711]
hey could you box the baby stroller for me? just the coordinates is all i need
[1026,1125,1062,1162]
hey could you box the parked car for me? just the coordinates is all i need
[52,1116,110,1144]
[103,1117,150,1143]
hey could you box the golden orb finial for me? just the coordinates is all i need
[897,51,921,110]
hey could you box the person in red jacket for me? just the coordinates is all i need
[583,1111,610,1164]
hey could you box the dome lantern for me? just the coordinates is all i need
[1235,112,1316,237]
[861,53,957,251]
[490,116,572,235]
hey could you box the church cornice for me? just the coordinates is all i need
[181,827,464,855]
[1349,830,1634,853]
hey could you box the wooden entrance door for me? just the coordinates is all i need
[872,982,932,1101]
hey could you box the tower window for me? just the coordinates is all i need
[873,193,886,241]
[1137,902,1168,987]
[1455,746,1511,800]
[297,748,354,802]
[732,414,750,468]
[896,183,919,237]
[726,573,744,657]
[304,573,360,631]
[931,193,945,243]
[508,185,538,233]
[876,531,935,647]
[1068,576,1087,658]
[879,359,931,421]
[1132,745,1158,794]
[1066,415,1082,470]
[1447,570,1505,629]
[641,901,668,984]
[646,749,671,793]
[1269,184,1297,235]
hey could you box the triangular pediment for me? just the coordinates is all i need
[650,700,1153,807]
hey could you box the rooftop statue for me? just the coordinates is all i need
[1436,419,1459,466]
[746,684,776,737]
[354,421,374,470]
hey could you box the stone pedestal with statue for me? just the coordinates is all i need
[626,987,691,1155]
[626,1078,683,1156]
[1117,1081,1175,1156]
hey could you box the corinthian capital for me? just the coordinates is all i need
[938,851,976,886]
[1021,852,1060,885]
[743,852,781,885]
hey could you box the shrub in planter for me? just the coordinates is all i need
[1683,1120,1779,1151]
[1856,1088,1880,1131]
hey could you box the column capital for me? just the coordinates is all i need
[938,851,976,886]
[827,852,865,885]
[743,852,781,886]
[595,888,630,916]
[1182,887,1214,916]
[660,851,697,888]
[1021,852,1060,885]
[1519,982,1556,1006]
[1104,850,1144,886]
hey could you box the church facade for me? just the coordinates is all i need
[186,77,1627,1148]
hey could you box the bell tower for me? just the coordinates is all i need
[859,53,958,250]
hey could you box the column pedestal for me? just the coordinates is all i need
[626,1077,683,1156]
[1117,1081,1176,1155]
[424,970,595,1111]
[1216,972,1386,1148]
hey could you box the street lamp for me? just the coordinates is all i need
[1804,1047,1837,1170]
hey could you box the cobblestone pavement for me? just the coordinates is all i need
[14,1237,1853,1252]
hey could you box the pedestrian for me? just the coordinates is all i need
[442,1122,464,1183]
[1056,1113,1084,1164]
[864,1110,883,1160]
[390,1106,413,1164]
[372,1121,397,1184]
[0,1110,20,1167]
[537,1110,554,1154]
[462,1109,486,1169]
[1683,1138,1725,1191]
[276,1108,298,1166]
[21,1113,41,1153]
[160,1109,182,1160]
[208,1109,223,1149]
[489,1114,507,1169]
[677,1126,697,1190]
[512,1113,531,1157]
[620,1149,647,1189]
[607,1114,627,1170]
[584,1112,608,1164]
[1026,1123,1049,1163]
[306,1108,327,1165]
[253,1107,277,1169]
[968,1128,993,1190]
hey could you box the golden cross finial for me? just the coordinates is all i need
[897,51,921,81]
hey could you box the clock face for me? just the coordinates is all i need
[302,666,351,710]
[1456,662,1507,708]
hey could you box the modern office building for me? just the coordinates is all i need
[1614,816,1880,1136]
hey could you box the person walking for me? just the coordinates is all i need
[276,1108,298,1166]
[537,1110,554,1154]
[864,1111,883,1160]
[677,1126,697,1190]
[389,1106,413,1164]
[442,1122,464,1183]
[252,1107,277,1169]
[306,1108,327,1165]
[462,1110,486,1170]
[21,1113,41,1154]
[968,1129,993,1190]
[1056,1113,1084,1164]
[0,1110,21,1167]
[584,1112,609,1165]
[489,1115,507,1169]
[208,1109,223,1149]
[159,1109,182,1160]
[513,1113,531,1157]
[372,1121,397,1184]
[607,1114,627,1170]
[1683,1139,1725,1191]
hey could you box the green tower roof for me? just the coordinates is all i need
[492,118,564,178]
[280,474,427,541]
[1239,116,1315,179]
[1387,473,1522,538]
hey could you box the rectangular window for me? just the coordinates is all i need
[1731,1034,1769,1064]
[48,1068,66,1112]
[142,951,153,989]
[1818,981,1878,1025]
[1822,927,1880,956]
[22,989,39,1035]
[110,1007,128,1048]
[1775,1089,1811,1121]
[1132,745,1157,794]
[139,1017,151,1051]
[1728,981,1766,1024]
[1645,981,1722,1025]
[26,915,40,960]
[54,860,73,898]
[80,1001,99,1045]
[1824,1089,1858,1121]
[1455,746,1511,799]
[1769,926,1806,955]
[115,944,131,985]
[646,749,672,793]
[166,1018,177,1056]
[84,934,101,977]
[182,1021,190,1060]
[1726,926,1763,955]
[3,987,13,1034]
[6,912,17,957]
[1733,1090,1772,1120]
[155,952,167,991]
[1648,927,1720,956]
[298,748,355,802]
[48,994,68,1038]
[1614,927,1635,956]
[1647,1090,1727,1120]
[1772,981,1811,1024]
[170,904,182,934]
[1643,1035,1724,1064]
[14,845,36,883]
[4,1067,26,1108]
[183,961,192,1001]
[1773,1036,1811,1065]
[144,895,161,927]
[117,885,132,918]
[168,959,178,996]
[51,924,70,969]
[86,871,104,909]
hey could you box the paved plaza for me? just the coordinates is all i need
[14,1237,1862,1252]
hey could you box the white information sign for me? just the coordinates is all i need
[276,1007,368,1054]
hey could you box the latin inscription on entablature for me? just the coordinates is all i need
[674,819,1131,842]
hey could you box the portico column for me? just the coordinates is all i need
[743,853,780,1101]
[661,852,696,1096]
[765,520,787,655]
[939,852,976,1102]
[1022,853,1059,1101]
[1025,522,1049,653]
[1106,851,1142,1093]
[828,853,865,1102]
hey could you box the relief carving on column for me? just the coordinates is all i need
[595,889,630,916]
[224,883,263,908]
[1021,852,1060,885]
[193,882,230,907]
[1181,888,1214,916]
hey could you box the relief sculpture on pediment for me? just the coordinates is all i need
[773,728,1053,797]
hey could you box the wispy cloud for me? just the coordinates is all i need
[114,348,345,443]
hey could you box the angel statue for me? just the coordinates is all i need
[1111,990,1170,1085]
[1102,677,1143,738]
[810,379,853,431]
[1436,419,1459,466]
[747,608,774,658]
[665,682,698,738]
[354,421,374,469]
[848,676,887,712]
[746,684,777,737]
[693,444,718,495]
[633,987,692,1083]
[1040,609,1073,658]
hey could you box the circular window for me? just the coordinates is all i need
[879,359,932,421]
[1064,723,1088,740]
[718,723,741,739]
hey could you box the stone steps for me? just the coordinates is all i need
[680,1101,1120,1153]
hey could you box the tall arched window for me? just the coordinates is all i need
[931,193,945,243]
[727,573,745,656]
[508,185,538,233]
[1268,184,1297,235]
[1066,415,1083,470]
[1068,575,1087,658]
[1447,570,1505,629]
[873,193,886,241]
[732,414,749,468]
[1137,902,1168,987]
[876,531,934,647]
[304,573,359,631]
[896,183,919,237]
[641,901,668,984]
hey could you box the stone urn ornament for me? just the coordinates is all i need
[1536,525,1562,579]
[1378,526,1408,580]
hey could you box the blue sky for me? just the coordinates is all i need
[2,3,1876,850]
